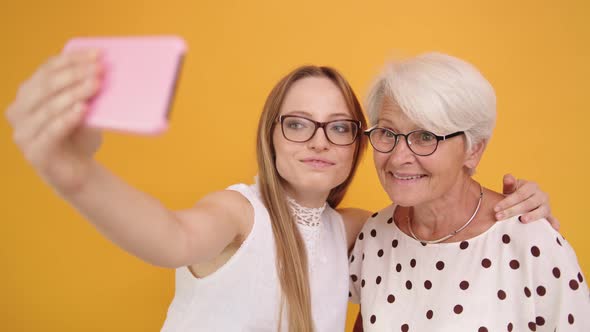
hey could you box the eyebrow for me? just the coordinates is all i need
[284,110,353,120]
[376,118,423,132]
[376,118,396,129]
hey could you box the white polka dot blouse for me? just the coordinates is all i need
[349,204,590,331]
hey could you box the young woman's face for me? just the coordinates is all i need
[273,77,357,201]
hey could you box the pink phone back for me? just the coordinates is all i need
[63,36,186,134]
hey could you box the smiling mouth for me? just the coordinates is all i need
[391,172,427,180]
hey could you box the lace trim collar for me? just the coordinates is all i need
[287,197,326,227]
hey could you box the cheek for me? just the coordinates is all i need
[339,146,357,171]
[373,152,388,173]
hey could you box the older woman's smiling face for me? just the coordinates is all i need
[372,98,481,207]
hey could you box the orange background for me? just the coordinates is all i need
[1,0,588,331]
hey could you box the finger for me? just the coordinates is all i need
[11,76,100,149]
[494,181,538,213]
[517,205,549,223]
[496,193,541,220]
[502,173,517,195]
[24,103,86,167]
[28,76,100,143]
[17,51,101,119]
[547,216,560,231]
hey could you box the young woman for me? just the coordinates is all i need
[5,50,555,331]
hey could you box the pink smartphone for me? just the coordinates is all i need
[63,36,186,135]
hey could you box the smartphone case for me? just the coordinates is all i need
[63,36,186,134]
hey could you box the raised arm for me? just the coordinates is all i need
[5,50,251,268]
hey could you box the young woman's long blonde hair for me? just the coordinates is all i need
[256,65,367,331]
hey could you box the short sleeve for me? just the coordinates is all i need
[529,224,590,330]
[348,224,366,304]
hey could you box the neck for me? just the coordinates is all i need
[410,177,481,240]
[285,187,329,208]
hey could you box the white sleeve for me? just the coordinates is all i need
[531,227,590,330]
[348,224,367,304]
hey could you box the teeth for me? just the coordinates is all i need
[393,174,424,180]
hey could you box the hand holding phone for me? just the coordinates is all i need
[63,36,186,135]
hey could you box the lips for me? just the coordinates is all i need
[391,172,427,180]
[301,158,336,168]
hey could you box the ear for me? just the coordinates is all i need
[464,140,486,170]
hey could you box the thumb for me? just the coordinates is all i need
[502,173,517,195]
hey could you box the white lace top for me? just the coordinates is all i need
[160,182,349,331]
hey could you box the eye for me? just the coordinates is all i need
[383,129,396,138]
[420,131,436,141]
[284,118,309,130]
[415,131,436,144]
[329,122,352,133]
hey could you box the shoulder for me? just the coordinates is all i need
[338,208,372,251]
[343,205,394,249]
[189,189,255,238]
[496,216,561,246]
[494,216,581,270]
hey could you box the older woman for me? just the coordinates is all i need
[349,53,589,331]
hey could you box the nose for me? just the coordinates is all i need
[387,135,414,166]
[308,127,330,150]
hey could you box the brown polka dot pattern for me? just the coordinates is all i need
[502,234,511,244]
[531,246,540,257]
[347,206,589,330]
[524,287,532,297]
[459,281,469,290]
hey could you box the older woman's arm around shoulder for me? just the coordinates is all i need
[5,50,252,269]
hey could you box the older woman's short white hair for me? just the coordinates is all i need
[366,52,497,151]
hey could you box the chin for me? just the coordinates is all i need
[383,186,427,207]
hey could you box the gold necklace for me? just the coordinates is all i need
[407,184,483,245]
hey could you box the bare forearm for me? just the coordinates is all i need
[58,161,187,268]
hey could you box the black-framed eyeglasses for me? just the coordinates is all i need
[278,115,361,146]
[364,126,464,156]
